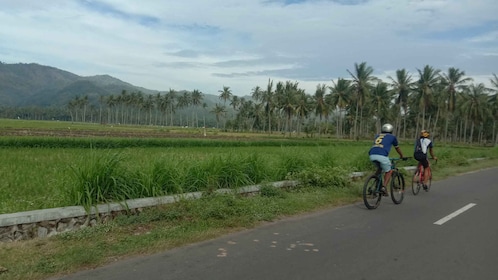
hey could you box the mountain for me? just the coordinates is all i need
[0,62,165,107]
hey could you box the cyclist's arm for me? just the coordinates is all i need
[395,146,404,159]
[429,147,437,160]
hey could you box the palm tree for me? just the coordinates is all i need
[80,95,89,123]
[218,86,232,106]
[313,84,328,136]
[388,68,414,138]
[118,90,128,124]
[251,85,263,101]
[347,62,377,139]
[277,81,300,136]
[327,78,352,138]
[166,89,177,126]
[210,103,226,129]
[295,89,312,135]
[489,73,498,145]
[218,86,232,129]
[369,82,392,132]
[153,92,162,125]
[106,94,117,124]
[460,83,491,143]
[191,89,204,127]
[143,94,154,125]
[229,95,242,130]
[177,91,191,126]
[415,65,441,132]
[98,95,106,124]
[441,67,473,141]
[262,79,276,134]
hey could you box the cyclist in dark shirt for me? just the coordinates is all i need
[413,129,438,190]
[368,123,405,196]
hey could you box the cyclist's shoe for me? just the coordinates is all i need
[423,184,428,191]
[381,187,389,196]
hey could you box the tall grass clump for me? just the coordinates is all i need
[315,149,339,168]
[241,152,274,183]
[68,151,130,209]
[149,160,184,195]
[274,148,312,179]
[347,149,373,172]
[287,166,351,189]
[203,154,253,190]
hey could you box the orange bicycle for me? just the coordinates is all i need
[411,159,436,195]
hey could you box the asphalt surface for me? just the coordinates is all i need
[52,167,498,280]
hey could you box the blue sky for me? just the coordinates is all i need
[1,0,497,96]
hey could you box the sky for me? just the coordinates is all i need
[1,0,497,97]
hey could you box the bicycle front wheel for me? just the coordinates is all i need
[411,169,421,195]
[363,175,382,209]
[390,171,405,204]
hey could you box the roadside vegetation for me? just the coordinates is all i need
[0,120,497,280]
[2,134,496,214]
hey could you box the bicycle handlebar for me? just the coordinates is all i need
[389,157,410,161]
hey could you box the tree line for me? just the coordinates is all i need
[1,62,497,145]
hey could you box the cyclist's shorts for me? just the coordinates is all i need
[369,154,391,173]
[414,153,429,168]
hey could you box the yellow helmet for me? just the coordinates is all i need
[420,130,429,138]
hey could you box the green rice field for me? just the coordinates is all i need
[1,119,497,214]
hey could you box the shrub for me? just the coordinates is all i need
[287,166,352,189]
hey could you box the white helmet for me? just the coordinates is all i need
[381,123,393,133]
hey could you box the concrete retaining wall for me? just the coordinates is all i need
[1,166,419,242]
[0,181,297,242]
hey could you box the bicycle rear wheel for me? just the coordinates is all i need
[411,169,421,195]
[363,175,382,209]
[390,171,405,204]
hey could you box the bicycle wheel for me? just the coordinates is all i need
[411,169,421,195]
[390,171,405,204]
[363,175,382,209]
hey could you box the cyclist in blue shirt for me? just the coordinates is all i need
[368,123,406,196]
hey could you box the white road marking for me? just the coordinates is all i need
[434,203,476,225]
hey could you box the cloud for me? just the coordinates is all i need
[1,0,497,96]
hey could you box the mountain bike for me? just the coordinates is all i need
[412,159,437,195]
[363,157,407,209]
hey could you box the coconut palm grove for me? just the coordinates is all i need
[3,62,498,145]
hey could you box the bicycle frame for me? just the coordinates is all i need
[373,159,398,188]
[416,160,432,182]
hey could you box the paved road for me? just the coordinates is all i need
[53,167,498,280]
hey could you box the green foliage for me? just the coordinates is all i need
[277,150,311,178]
[259,184,287,198]
[1,131,497,214]
[68,151,130,209]
[287,166,352,189]
[348,149,374,172]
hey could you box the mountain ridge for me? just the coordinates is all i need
[0,62,175,107]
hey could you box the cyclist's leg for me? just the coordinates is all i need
[383,170,393,188]
[426,160,432,179]
[369,155,391,194]
[421,157,430,185]
[414,160,422,182]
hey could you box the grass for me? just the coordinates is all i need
[3,141,493,214]
[1,157,497,280]
[0,119,497,279]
